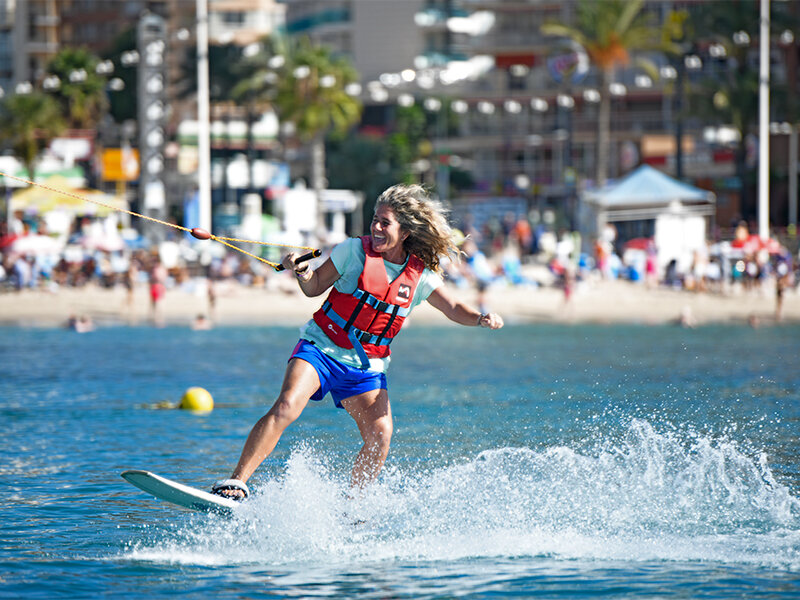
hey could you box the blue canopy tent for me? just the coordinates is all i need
[583,164,715,215]
[581,164,716,274]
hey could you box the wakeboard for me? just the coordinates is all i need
[121,469,240,513]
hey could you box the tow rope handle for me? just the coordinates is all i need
[273,249,322,272]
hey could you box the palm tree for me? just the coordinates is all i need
[103,27,138,123]
[273,37,362,221]
[230,36,361,231]
[229,35,288,107]
[229,36,287,194]
[0,92,65,184]
[47,47,109,129]
[542,0,668,186]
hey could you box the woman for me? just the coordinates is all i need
[212,185,503,500]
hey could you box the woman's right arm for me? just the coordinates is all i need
[282,254,341,297]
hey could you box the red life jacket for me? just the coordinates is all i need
[312,236,425,368]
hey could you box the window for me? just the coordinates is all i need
[222,12,245,25]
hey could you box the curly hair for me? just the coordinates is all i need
[374,184,458,274]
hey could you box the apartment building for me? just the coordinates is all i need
[285,0,425,83]
[11,0,58,86]
[282,0,800,228]
[0,0,13,94]
[5,0,283,93]
[210,0,284,45]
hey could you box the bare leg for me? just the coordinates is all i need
[340,388,393,488]
[223,359,319,495]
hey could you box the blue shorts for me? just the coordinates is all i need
[290,340,387,409]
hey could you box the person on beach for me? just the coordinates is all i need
[148,256,168,327]
[211,184,504,500]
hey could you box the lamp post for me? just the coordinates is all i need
[757,0,770,240]
[137,12,168,243]
[556,93,576,227]
[670,51,702,181]
[529,97,548,199]
[423,96,450,202]
[791,123,798,231]
[770,121,798,232]
[778,27,798,231]
[504,98,523,198]
[196,0,212,235]
[556,93,574,172]
[608,82,627,180]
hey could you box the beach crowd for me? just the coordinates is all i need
[1,210,798,325]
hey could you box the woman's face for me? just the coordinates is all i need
[371,205,408,262]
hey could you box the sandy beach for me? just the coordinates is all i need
[1,274,797,328]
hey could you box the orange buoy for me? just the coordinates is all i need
[191,228,211,240]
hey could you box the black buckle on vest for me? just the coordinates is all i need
[343,293,369,334]
[376,304,400,346]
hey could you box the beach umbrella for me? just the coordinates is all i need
[731,234,760,253]
[762,237,784,255]
[82,233,125,252]
[0,233,19,249]
[731,234,784,255]
[623,237,652,251]
[10,175,127,216]
[9,234,63,256]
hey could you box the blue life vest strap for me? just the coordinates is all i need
[352,288,412,318]
[321,300,396,369]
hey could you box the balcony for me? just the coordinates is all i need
[415,6,470,28]
[32,14,60,27]
[26,40,59,54]
[286,7,350,34]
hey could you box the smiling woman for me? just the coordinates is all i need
[212,184,504,500]
[370,204,407,263]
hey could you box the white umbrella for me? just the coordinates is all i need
[82,234,124,252]
[9,234,63,256]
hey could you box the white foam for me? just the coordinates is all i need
[124,420,800,570]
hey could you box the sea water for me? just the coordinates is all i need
[0,323,798,598]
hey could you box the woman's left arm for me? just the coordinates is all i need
[426,285,504,329]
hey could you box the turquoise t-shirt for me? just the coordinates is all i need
[299,237,443,372]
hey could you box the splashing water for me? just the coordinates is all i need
[126,420,800,570]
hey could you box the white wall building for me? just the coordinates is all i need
[209,0,285,45]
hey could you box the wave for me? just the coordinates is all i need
[125,419,800,570]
